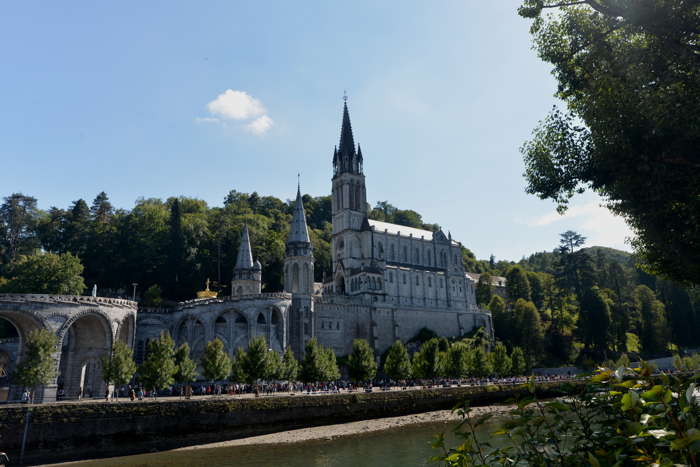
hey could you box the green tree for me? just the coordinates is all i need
[143,285,164,307]
[491,342,512,377]
[347,339,377,383]
[101,340,137,398]
[322,346,340,381]
[279,347,299,381]
[230,347,247,383]
[0,193,40,264]
[633,285,671,356]
[506,266,531,303]
[139,331,177,391]
[579,286,612,360]
[445,342,470,379]
[469,347,492,378]
[526,271,545,310]
[475,273,493,306]
[0,252,86,295]
[174,343,198,384]
[510,347,526,376]
[300,338,325,383]
[242,336,272,383]
[382,340,412,382]
[13,329,57,401]
[201,338,231,382]
[518,1,700,285]
[513,299,544,366]
[412,338,445,380]
[489,295,512,344]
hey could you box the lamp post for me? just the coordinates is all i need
[131,283,138,301]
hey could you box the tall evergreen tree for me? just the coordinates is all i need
[101,340,137,398]
[243,336,272,383]
[347,339,377,383]
[491,342,512,377]
[139,331,177,391]
[201,338,231,382]
[0,193,40,264]
[506,266,532,302]
[174,342,198,384]
[383,340,412,382]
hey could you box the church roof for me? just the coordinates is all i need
[368,219,436,240]
[234,224,254,270]
[287,184,311,244]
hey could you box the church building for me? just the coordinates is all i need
[134,101,493,361]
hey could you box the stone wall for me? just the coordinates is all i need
[0,382,579,465]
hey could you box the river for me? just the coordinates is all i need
[62,420,463,467]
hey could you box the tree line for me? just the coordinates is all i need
[0,192,452,303]
[476,231,700,368]
[15,327,532,400]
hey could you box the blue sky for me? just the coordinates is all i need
[0,1,632,261]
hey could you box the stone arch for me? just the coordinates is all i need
[0,316,23,402]
[256,312,268,341]
[175,316,206,361]
[57,312,113,399]
[116,313,135,346]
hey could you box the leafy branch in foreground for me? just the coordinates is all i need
[432,366,700,466]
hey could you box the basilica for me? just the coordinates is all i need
[135,101,493,361]
[0,101,493,402]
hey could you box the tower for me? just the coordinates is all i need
[230,225,262,296]
[285,183,315,356]
[331,98,369,294]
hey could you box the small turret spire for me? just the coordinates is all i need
[234,224,254,270]
[288,183,311,245]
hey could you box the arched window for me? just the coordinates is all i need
[403,246,408,262]
[403,274,407,285]
[377,242,384,259]
[427,250,432,266]
[349,182,355,210]
[257,314,266,324]
[415,248,420,264]
[428,276,432,287]
[390,244,395,261]
[416,276,419,286]
[355,185,362,210]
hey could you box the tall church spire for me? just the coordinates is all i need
[338,100,355,160]
[333,97,362,176]
[287,183,311,245]
[235,225,254,270]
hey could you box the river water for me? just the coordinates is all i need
[67,420,461,467]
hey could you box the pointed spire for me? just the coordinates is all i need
[338,100,356,162]
[234,224,254,270]
[287,183,311,245]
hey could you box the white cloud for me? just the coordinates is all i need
[245,115,274,135]
[529,200,634,251]
[206,89,266,120]
[199,89,273,136]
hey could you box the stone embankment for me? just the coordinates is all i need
[0,382,580,465]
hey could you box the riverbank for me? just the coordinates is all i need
[2,382,580,466]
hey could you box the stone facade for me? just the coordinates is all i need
[0,294,136,401]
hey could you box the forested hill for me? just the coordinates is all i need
[0,191,443,303]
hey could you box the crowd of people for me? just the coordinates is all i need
[97,373,581,402]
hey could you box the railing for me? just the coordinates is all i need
[139,292,293,313]
[0,294,137,308]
